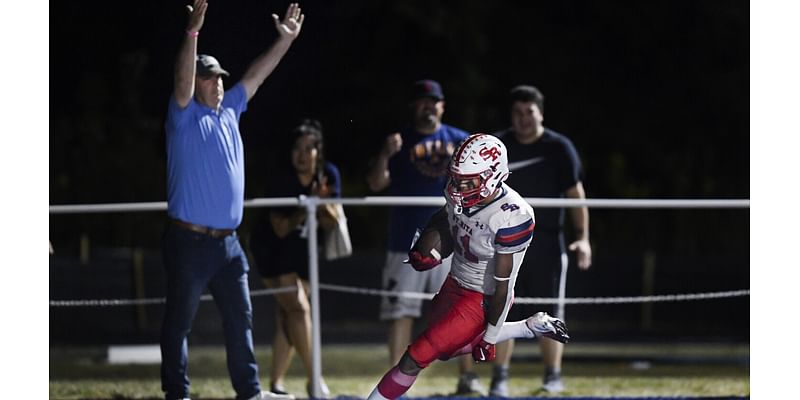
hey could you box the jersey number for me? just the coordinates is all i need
[452,226,479,262]
[501,203,520,212]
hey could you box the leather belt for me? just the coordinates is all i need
[170,218,235,239]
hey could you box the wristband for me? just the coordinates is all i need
[483,323,501,344]
[186,30,199,37]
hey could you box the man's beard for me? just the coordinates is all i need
[416,113,438,129]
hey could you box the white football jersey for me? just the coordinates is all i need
[445,184,535,294]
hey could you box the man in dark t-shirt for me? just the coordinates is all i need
[490,85,592,395]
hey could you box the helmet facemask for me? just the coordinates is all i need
[447,172,484,212]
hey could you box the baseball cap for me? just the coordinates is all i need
[411,79,444,101]
[196,54,230,77]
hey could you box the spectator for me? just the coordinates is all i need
[490,85,592,394]
[160,1,303,399]
[365,80,482,395]
[250,119,339,399]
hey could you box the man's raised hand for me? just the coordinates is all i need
[382,133,403,158]
[272,3,304,39]
[185,0,208,33]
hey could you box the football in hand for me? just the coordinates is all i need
[414,223,454,261]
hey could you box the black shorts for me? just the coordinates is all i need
[250,230,310,280]
[508,230,566,320]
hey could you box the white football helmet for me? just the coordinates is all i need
[446,133,510,213]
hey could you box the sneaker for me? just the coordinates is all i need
[489,374,509,397]
[248,390,296,400]
[455,372,486,395]
[270,383,290,396]
[307,379,331,399]
[526,312,570,343]
[541,374,565,393]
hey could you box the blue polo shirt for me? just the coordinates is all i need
[386,124,469,251]
[165,83,248,229]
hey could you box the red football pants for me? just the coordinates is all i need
[408,275,487,368]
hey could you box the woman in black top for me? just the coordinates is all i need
[250,119,341,397]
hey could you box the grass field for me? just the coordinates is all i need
[50,343,749,399]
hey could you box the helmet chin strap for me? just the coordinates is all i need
[454,188,495,215]
[448,189,465,214]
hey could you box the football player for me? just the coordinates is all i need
[366,134,569,400]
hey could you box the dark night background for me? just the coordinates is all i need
[50,1,749,344]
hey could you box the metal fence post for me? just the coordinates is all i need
[304,196,323,399]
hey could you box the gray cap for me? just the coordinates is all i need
[196,54,230,77]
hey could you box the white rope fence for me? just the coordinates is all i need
[512,289,751,304]
[318,284,750,305]
[49,196,750,214]
[49,284,749,307]
[49,286,299,307]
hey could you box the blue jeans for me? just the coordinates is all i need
[160,224,261,400]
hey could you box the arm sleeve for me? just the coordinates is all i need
[492,205,535,254]
[223,82,249,118]
[558,138,584,192]
[483,250,527,342]
[166,95,193,134]
[325,162,342,198]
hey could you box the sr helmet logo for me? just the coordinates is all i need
[479,147,501,161]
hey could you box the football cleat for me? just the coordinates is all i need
[526,312,570,343]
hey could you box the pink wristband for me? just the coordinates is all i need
[186,30,199,37]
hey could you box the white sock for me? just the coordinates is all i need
[496,319,535,343]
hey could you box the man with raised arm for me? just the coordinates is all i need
[161,2,303,399]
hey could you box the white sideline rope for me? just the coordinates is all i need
[319,283,435,300]
[49,284,748,307]
[512,289,751,304]
[49,286,298,307]
[319,284,749,304]
[49,197,750,214]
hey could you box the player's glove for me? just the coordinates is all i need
[407,250,442,271]
[472,339,496,362]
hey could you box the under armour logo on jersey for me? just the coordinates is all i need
[479,146,501,161]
